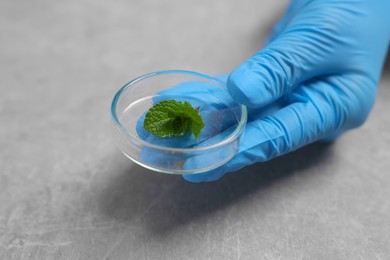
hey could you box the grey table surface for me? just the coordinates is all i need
[1,1,390,259]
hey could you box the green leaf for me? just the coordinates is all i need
[143,100,205,139]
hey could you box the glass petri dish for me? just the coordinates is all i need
[111,70,247,174]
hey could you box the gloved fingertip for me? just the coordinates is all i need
[182,173,208,183]
[227,66,268,108]
[182,168,226,183]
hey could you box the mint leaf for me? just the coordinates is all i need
[143,100,204,139]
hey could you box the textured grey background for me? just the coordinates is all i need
[1,0,390,259]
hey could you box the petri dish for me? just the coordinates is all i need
[111,70,247,174]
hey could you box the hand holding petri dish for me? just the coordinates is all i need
[111,70,247,174]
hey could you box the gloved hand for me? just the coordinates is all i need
[183,0,390,182]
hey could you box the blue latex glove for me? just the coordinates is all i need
[184,0,390,182]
